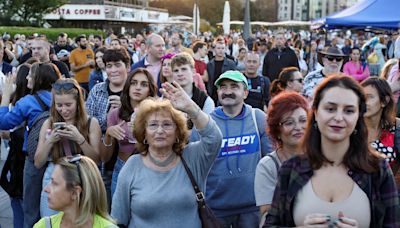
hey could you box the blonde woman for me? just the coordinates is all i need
[34,155,117,228]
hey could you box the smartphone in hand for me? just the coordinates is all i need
[53,122,66,130]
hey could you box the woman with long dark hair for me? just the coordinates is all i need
[102,68,158,198]
[264,75,399,227]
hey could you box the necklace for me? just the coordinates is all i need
[148,152,177,167]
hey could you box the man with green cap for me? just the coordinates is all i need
[205,70,272,227]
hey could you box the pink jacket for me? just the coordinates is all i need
[343,61,370,82]
[388,64,400,103]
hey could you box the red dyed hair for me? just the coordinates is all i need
[267,92,309,148]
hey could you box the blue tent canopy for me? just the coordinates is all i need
[314,0,400,30]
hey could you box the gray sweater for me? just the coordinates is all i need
[111,118,222,227]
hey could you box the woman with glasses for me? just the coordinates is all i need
[111,81,222,227]
[254,92,308,225]
[102,68,157,198]
[34,78,101,217]
[343,47,370,82]
[89,47,108,91]
[264,75,399,227]
[34,155,117,228]
[270,66,304,98]
[0,62,60,227]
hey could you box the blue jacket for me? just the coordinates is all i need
[206,104,272,217]
[1,62,12,75]
[88,69,104,91]
[0,91,51,151]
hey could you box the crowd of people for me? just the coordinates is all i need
[0,27,399,228]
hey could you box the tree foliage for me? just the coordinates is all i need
[0,0,67,26]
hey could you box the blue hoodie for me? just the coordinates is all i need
[206,104,272,217]
[0,90,51,152]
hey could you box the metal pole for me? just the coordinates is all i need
[243,0,251,40]
[195,0,198,35]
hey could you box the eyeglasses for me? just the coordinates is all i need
[290,78,303,83]
[146,121,176,131]
[53,82,78,91]
[325,56,343,62]
[279,118,307,129]
[68,155,83,186]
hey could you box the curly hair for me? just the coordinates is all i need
[134,98,189,155]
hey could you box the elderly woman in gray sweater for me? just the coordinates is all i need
[111,81,222,227]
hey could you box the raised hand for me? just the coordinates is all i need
[160,81,198,115]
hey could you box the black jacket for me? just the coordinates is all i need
[262,46,299,82]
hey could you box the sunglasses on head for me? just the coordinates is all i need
[325,55,343,62]
[52,82,78,91]
[68,155,83,186]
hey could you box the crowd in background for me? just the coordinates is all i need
[0,26,399,228]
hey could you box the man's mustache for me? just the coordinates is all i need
[222,94,236,99]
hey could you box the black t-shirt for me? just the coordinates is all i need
[214,60,223,84]
[51,60,70,78]
[244,75,271,110]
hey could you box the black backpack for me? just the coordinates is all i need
[0,126,25,197]
[27,94,50,162]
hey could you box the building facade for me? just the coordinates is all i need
[44,0,167,33]
[277,0,359,21]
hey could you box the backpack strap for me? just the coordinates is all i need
[251,108,263,158]
[259,76,266,107]
[34,94,49,111]
[266,154,279,174]
[44,216,52,228]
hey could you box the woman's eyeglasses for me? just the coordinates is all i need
[53,82,78,91]
[146,121,176,131]
[68,155,83,186]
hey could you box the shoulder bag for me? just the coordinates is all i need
[180,156,221,228]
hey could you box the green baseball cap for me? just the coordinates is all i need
[214,70,248,89]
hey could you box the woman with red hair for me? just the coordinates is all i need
[254,92,309,223]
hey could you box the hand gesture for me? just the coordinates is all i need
[334,211,358,228]
[106,121,126,141]
[108,95,121,110]
[57,124,84,143]
[303,213,331,227]
[88,60,95,67]
[160,81,198,114]
[2,73,16,97]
